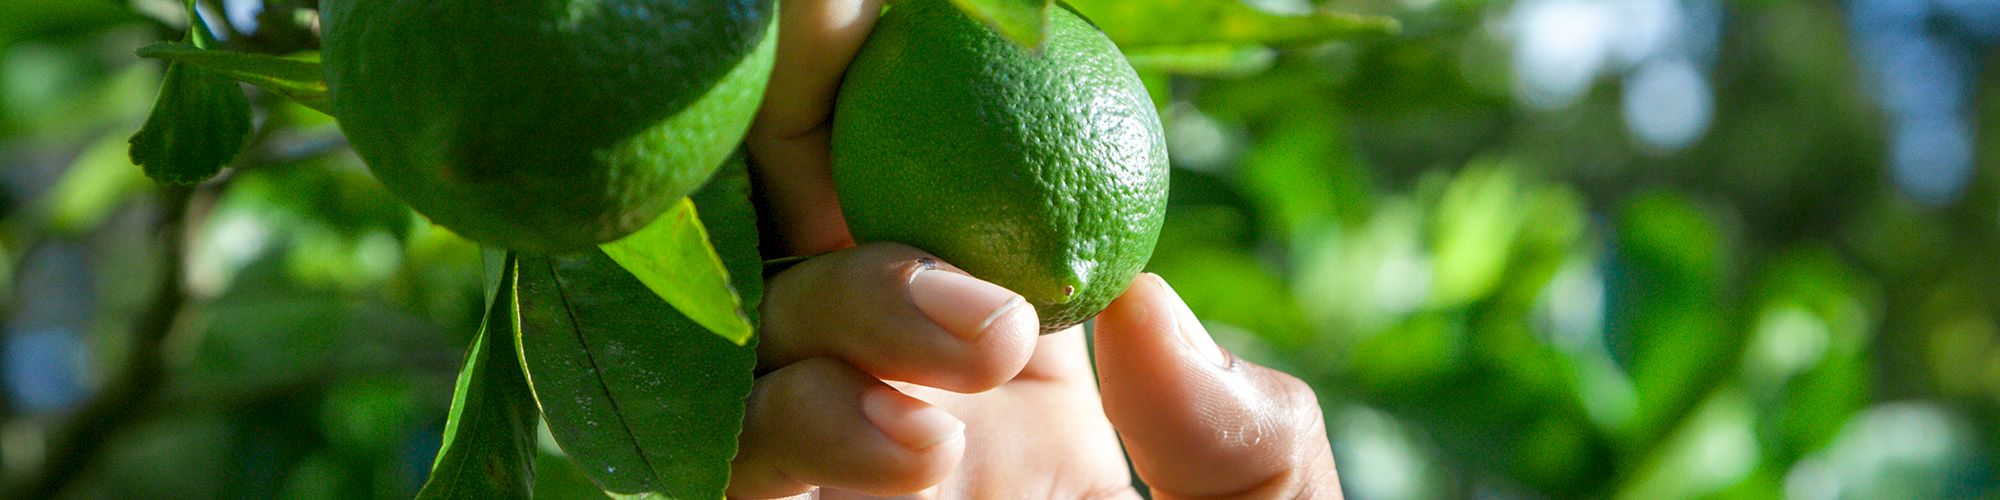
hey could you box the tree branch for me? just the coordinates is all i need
[5,185,195,500]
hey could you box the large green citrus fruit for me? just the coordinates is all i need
[320,0,777,252]
[832,0,1170,333]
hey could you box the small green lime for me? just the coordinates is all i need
[320,0,777,252]
[832,0,1170,333]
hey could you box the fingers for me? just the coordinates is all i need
[746,0,884,255]
[728,358,965,498]
[759,243,1040,394]
[1094,274,1344,499]
[753,0,883,140]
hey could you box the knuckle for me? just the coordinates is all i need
[1254,368,1328,446]
[1263,369,1320,415]
[792,357,870,382]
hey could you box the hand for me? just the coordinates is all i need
[727,1,1343,497]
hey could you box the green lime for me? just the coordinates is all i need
[832,0,1170,333]
[320,0,777,252]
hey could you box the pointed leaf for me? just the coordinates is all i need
[127,5,252,185]
[418,254,539,499]
[599,198,753,345]
[688,155,765,315]
[950,0,1050,47]
[136,42,330,114]
[1065,0,1399,47]
[517,160,762,498]
[482,246,509,307]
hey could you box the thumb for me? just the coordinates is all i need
[1094,274,1343,499]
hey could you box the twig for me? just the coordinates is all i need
[4,185,195,500]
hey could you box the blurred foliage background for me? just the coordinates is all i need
[1,0,1998,498]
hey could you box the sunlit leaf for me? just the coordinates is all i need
[1066,0,1398,48]
[1126,44,1276,77]
[516,162,762,498]
[1348,313,1465,391]
[136,42,330,114]
[1615,389,1759,499]
[599,198,752,346]
[417,253,538,499]
[949,0,1050,48]
[1496,185,1590,307]
[1429,161,1526,307]
[42,133,149,235]
[1236,107,1369,238]
[127,3,251,185]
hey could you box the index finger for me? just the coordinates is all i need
[747,0,885,256]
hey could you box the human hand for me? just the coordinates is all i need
[727,1,1343,497]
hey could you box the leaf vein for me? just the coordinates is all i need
[546,258,662,489]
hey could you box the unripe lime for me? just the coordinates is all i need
[321,0,777,252]
[832,0,1170,333]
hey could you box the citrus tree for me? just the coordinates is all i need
[11,0,1995,498]
[19,0,1393,498]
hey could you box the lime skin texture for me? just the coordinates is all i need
[321,0,778,252]
[833,0,1171,333]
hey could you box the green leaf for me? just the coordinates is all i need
[482,246,509,307]
[135,42,331,114]
[42,133,150,235]
[1125,44,1277,78]
[1429,160,1527,307]
[517,160,762,498]
[688,154,767,321]
[599,199,752,346]
[1614,389,1760,499]
[127,4,252,185]
[1612,191,1736,448]
[1065,0,1399,48]
[418,253,540,499]
[949,0,1050,48]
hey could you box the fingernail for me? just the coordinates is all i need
[861,386,965,450]
[910,266,1029,340]
[1154,275,1228,368]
